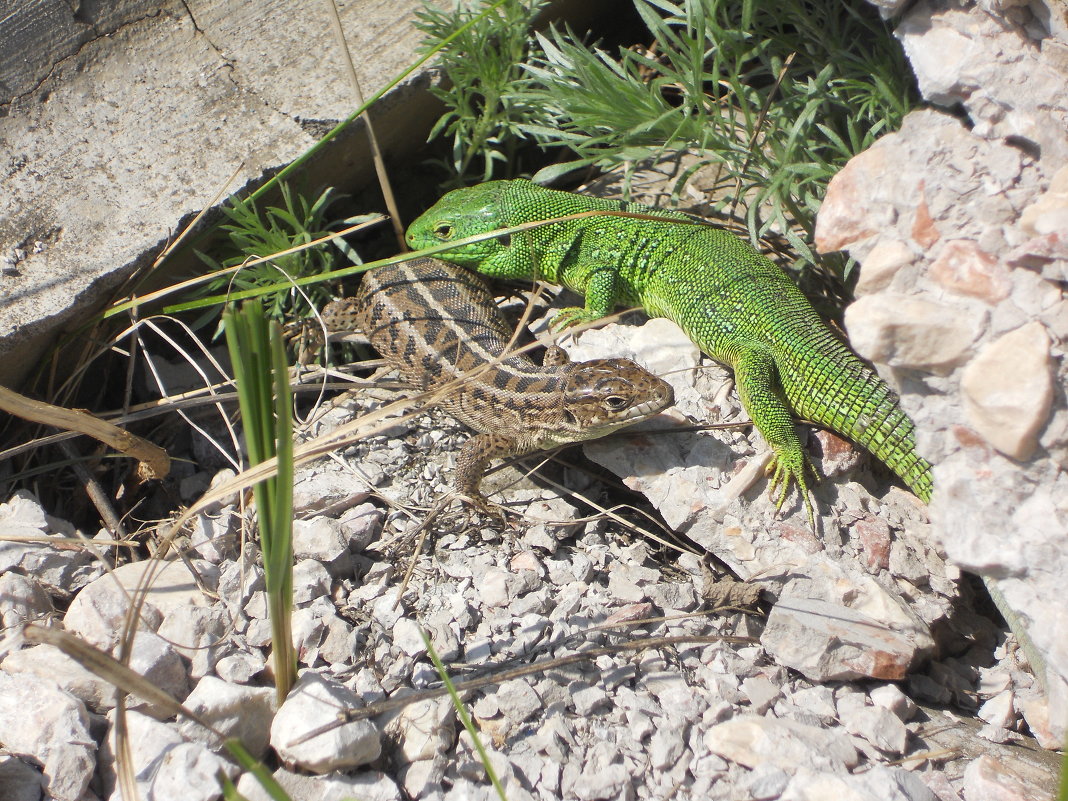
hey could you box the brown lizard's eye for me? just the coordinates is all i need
[433,222,453,240]
[604,395,629,411]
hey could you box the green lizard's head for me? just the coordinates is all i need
[405,180,538,279]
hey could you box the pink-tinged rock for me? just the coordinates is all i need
[509,550,544,575]
[911,182,941,249]
[814,145,892,253]
[761,597,931,681]
[853,516,892,573]
[1015,687,1061,751]
[869,683,917,722]
[854,239,915,296]
[1020,165,1068,236]
[845,293,983,373]
[604,602,654,626]
[962,754,1052,801]
[812,429,862,479]
[928,240,1012,303]
[960,321,1053,460]
[774,521,824,555]
[1005,232,1068,273]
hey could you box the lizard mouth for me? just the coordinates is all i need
[625,391,674,421]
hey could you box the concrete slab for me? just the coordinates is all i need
[0,0,445,388]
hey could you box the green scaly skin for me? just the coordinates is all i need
[406,179,934,522]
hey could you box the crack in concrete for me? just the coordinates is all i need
[3,7,170,110]
[178,1,244,92]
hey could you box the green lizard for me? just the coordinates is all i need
[406,178,934,522]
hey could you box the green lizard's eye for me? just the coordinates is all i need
[433,222,454,240]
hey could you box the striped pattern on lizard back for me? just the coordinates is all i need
[321,257,674,511]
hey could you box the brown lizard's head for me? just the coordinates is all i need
[551,358,674,445]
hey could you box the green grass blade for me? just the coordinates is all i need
[421,629,507,801]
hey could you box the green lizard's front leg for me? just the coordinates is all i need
[732,343,818,526]
[552,267,621,330]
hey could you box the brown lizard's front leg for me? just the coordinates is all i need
[454,432,520,521]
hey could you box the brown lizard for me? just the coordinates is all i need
[322,257,674,514]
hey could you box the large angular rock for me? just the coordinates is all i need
[271,671,381,773]
[817,0,1068,744]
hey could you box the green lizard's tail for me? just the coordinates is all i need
[781,329,933,503]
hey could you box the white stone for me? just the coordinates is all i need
[178,676,277,759]
[836,691,909,754]
[845,293,982,373]
[494,678,543,723]
[392,617,428,657]
[1020,165,1068,236]
[157,604,230,679]
[741,676,780,715]
[370,590,404,629]
[962,754,1049,801]
[400,758,446,799]
[100,708,182,798]
[319,615,358,665]
[0,493,101,595]
[961,321,1053,460]
[292,558,332,604]
[383,697,456,765]
[703,715,858,771]
[116,740,239,801]
[2,643,115,712]
[271,671,381,772]
[977,689,1017,730]
[570,681,611,716]
[854,238,915,296]
[188,506,238,563]
[478,568,511,607]
[126,630,191,714]
[214,650,266,684]
[290,606,327,665]
[869,683,917,722]
[0,571,53,628]
[338,502,385,551]
[649,725,686,770]
[788,685,838,722]
[236,769,402,801]
[781,766,936,801]
[0,672,94,801]
[63,572,163,652]
[293,517,352,575]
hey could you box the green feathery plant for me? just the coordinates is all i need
[419,0,916,280]
[413,0,547,185]
[195,182,365,329]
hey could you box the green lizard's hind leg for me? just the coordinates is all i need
[732,344,819,527]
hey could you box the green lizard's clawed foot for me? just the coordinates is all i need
[550,306,600,331]
[764,449,820,530]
